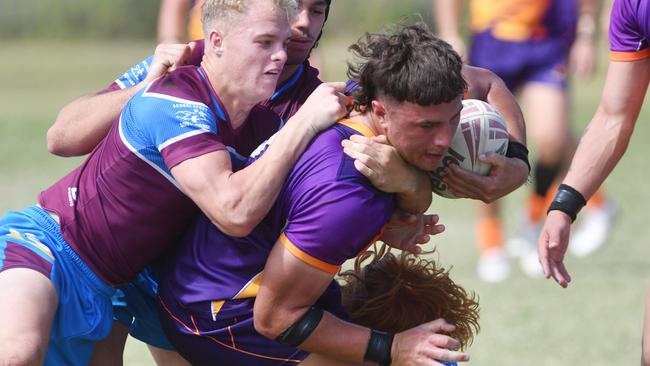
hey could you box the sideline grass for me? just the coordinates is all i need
[2,38,649,365]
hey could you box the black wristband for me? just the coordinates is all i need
[364,329,394,366]
[547,183,587,222]
[506,141,531,173]
[275,306,323,347]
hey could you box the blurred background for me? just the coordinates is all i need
[1,0,649,365]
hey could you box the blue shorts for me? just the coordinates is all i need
[112,266,175,350]
[158,280,347,365]
[469,31,571,91]
[0,206,115,366]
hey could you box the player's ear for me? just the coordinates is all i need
[207,29,225,56]
[371,100,389,128]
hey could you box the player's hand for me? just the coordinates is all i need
[537,210,573,288]
[442,153,529,203]
[143,42,197,85]
[342,134,422,194]
[380,212,445,254]
[392,319,470,366]
[296,82,349,135]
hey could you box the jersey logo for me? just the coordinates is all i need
[175,108,211,131]
[67,187,78,207]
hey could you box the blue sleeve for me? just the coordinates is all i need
[114,55,154,89]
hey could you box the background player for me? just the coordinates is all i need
[434,0,616,282]
[534,0,650,363]
[157,0,204,44]
[156,22,471,365]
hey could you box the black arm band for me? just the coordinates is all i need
[364,329,394,366]
[547,183,587,222]
[506,141,531,173]
[275,306,323,347]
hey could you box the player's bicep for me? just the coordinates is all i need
[170,149,233,211]
[601,59,650,122]
[254,238,335,335]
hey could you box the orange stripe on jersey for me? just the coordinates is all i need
[357,225,386,256]
[610,49,650,62]
[338,119,377,138]
[159,296,200,335]
[470,0,551,41]
[279,233,340,275]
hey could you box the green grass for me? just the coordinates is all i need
[2,37,650,365]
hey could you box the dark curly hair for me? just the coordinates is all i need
[347,22,466,112]
[339,245,480,349]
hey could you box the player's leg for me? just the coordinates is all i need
[0,268,57,365]
[300,353,370,365]
[89,322,129,366]
[518,81,571,276]
[474,201,510,282]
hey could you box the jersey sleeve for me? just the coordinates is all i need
[280,181,394,275]
[120,83,225,172]
[609,0,650,61]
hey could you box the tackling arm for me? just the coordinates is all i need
[253,240,469,365]
[47,43,196,156]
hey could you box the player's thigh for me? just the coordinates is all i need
[147,345,191,366]
[0,268,57,364]
[519,82,573,162]
[89,321,129,366]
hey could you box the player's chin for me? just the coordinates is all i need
[418,154,445,171]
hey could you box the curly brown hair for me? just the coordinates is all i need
[338,245,480,348]
[347,22,466,113]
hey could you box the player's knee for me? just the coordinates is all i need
[0,337,46,366]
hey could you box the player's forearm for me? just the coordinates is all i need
[211,120,318,236]
[563,108,634,200]
[48,87,141,156]
[395,168,433,214]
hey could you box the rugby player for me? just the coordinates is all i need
[155,23,472,366]
[534,0,650,363]
[435,0,614,282]
[0,1,359,364]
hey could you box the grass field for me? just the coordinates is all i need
[2,37,649,365]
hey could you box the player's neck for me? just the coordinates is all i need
[201,60,258,129]
[278,63,301,85]
[347,110,382,136]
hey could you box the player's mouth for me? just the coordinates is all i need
[263,68,282,76]
[289,37,314,50]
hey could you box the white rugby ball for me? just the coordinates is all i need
[429,99,509,198]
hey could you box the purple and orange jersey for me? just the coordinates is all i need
[609,0,650,61]
[106,39,322,123]
[157,119,395,364]
[38,66,281,286]
[160,119,394,309]
[470,0,578,42]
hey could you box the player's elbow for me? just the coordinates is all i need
[253,307,293,340]
[46,123,72,157]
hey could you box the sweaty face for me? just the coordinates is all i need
[286,0,328,65]
[380,97,463,172]
[217,0,292,103]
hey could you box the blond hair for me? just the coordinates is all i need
[339,245,480,349]
[201,0,298,37]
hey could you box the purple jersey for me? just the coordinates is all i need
[39,66,281,285]
[159,119,395,315]
[106,39,322,122]
[609,0,650,61]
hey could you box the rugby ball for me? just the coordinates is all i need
[429,99,509,198]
